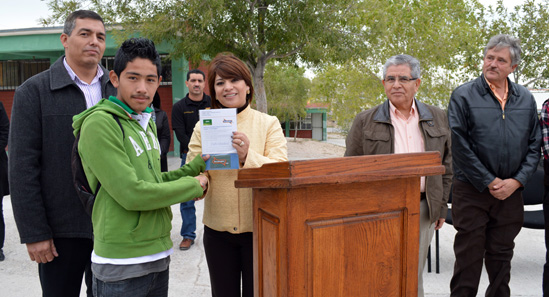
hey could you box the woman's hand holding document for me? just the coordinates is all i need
[199,108,239,170]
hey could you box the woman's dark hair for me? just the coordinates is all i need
[207,53,253,109]
[113,38,161,78]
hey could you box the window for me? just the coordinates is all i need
[101,54,172,85]
[160,55,172,85]
[101,56,115,72]
[0,59,50,90]
[0,54,173,90]
[287,113,312,130]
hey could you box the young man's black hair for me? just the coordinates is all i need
[113,37,162,78]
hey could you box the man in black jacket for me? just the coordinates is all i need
[0,102,8,262]
[172,69,211,250]
[8,10,116,297]
[448,34,541,297]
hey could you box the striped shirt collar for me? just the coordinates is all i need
[63,58,104,108]
[63,57,104,86]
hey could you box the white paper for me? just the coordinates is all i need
[199,108,238,154]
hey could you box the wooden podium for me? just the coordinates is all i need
[235,152,445,297]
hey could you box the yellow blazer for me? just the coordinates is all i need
[187,106,288,233]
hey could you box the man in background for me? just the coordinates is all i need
[0,101,9,262]
[171,69,211,250]
[540,98,549,296]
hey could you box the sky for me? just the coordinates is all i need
[0,0,533,30]
[0,0,51,30]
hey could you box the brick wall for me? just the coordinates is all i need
[0,90,15,119]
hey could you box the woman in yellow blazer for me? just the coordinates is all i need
[186,53,288,297]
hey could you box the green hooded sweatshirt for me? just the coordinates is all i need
[73,97,205,259]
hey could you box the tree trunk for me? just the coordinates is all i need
[251,58,268,113]
[293,111,298,141]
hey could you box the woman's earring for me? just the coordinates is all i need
[246,90,250,94]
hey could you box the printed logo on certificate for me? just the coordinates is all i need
[199,108,239,170]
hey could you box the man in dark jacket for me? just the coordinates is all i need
[171,69,211,250]
[345,54,452,297]
[540,99,549,296]
[8,10,116,297]
[152,92,171,172]
[0,102,8,262]
[448,34,541,297]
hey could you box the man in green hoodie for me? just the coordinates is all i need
[73,37,209,297]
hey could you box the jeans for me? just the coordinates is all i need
[93,268,169,297]
[179,154,196,240]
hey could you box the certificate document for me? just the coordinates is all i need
[199,108,240,170]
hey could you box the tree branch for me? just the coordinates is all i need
[270,43,306,60]
[523,76,544,87]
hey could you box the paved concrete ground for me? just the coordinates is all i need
[0,153,546,296]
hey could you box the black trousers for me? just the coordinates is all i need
[204,226,253,297]
[543,186,549,296]
[38,237,93,297]
[0,195,4,249]
[450,179,523,297]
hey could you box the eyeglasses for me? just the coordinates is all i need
[384,76,418,84]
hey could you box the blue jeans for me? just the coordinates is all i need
[93,268,169,297]
[180,154,196,240]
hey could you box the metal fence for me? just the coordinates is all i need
[0,54,173,90]
[0,59,50,90]
[101,54,172,85]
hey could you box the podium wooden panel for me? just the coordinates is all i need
[235,152,445,297]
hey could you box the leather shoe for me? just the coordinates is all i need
[179,238,194,251]
[0,249,4,261]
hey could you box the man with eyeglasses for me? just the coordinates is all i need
[448,34,540,297]
[345,54,452,297]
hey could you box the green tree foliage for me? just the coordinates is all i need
[354,0,485,81]
[485,0,549,87]
[311,62,384,132]
[311,0,485,131]
[43,0,367,114]
[264,63,310,139]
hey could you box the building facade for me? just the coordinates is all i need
[0,26,209,154]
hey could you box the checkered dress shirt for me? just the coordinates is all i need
[540,99,549,160]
